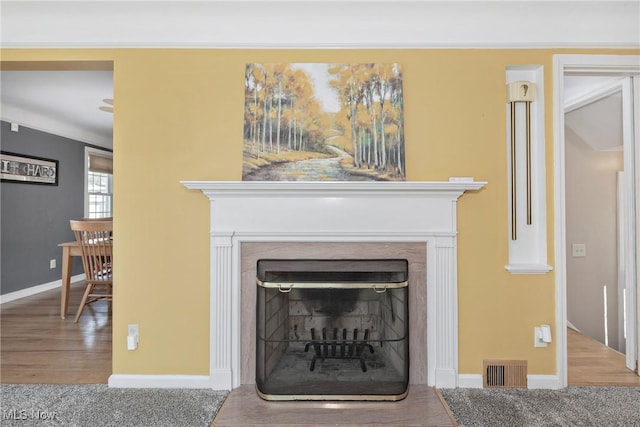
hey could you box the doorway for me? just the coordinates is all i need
[0,60,114,384]
[554,54,640,387]
[565,77,625,351]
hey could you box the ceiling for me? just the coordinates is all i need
[2,1,637,49]
[564,76,624,152]
[1,70,113,149]
[0,71,624,153]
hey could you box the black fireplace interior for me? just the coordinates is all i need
[256,259,409,400]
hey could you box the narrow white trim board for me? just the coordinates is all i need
[0,274,85,304]
[457,374,560,389]
[527,375,561,390]
[108,375,213,389]
[457,374,483,389]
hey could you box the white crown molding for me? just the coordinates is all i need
[1,1,638,49]
[564,77,625,113]
[1,106,112,149]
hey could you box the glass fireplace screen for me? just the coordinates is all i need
[256,259,409,401]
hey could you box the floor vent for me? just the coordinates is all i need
[483,360,527,388]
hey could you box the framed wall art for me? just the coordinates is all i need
[243,63,405,182]
[0,151,59,185]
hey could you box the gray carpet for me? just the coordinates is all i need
[440,387,640,427]
[0,384,228,427]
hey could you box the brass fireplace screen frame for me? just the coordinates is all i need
[255,259,410,401]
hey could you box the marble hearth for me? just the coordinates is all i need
[181,180,486,390]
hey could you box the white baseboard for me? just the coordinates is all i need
[112,375,557,391]
[527,375,561,389]
[457,374,483,388]
[434,368,458,389]
[108,374,213,389]
[0,274,85,304]
[210,368,233,391]
[108,372,562,390]
[457,374,561,389]
[567,320,581,332]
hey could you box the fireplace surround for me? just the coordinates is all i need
[181,180,486,391]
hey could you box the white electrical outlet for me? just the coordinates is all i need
[127,324,139,350]
[49,259,56,269]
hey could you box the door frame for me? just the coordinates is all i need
[554,54,640,386]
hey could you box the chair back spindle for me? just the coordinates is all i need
[69,220,113,322]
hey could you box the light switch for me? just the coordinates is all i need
[572,243,586,257]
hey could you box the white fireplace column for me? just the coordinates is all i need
[182,180,486,390]
[433,238,458,387]
[210,232,234,388]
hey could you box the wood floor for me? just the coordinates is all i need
[567,327,640,386]
[1,286,639,389]
[0,282,112,384]
[212,384,456,427]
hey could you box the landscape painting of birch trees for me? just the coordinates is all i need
[243,63,405,181]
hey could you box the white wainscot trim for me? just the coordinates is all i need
[108,374,213,389]
[182,180,487,391]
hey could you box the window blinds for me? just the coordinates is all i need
[88,153,113,174]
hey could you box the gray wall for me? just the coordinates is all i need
[1,121,88,295]
[565,125,623,350]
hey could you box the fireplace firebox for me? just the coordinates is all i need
[255,259,409,401]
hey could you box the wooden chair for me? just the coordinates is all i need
[69,220,113,323]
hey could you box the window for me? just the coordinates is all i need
[85,148,113,219]
[87,171,112,218]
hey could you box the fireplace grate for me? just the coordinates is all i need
[305,327,374,372]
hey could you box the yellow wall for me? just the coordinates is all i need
[2,48,636,378]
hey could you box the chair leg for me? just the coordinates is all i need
[74,283,94,323]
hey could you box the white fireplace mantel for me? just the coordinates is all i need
[181,179,486,390]
[181,180,487,196]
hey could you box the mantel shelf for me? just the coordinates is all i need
[181,179,487,198]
